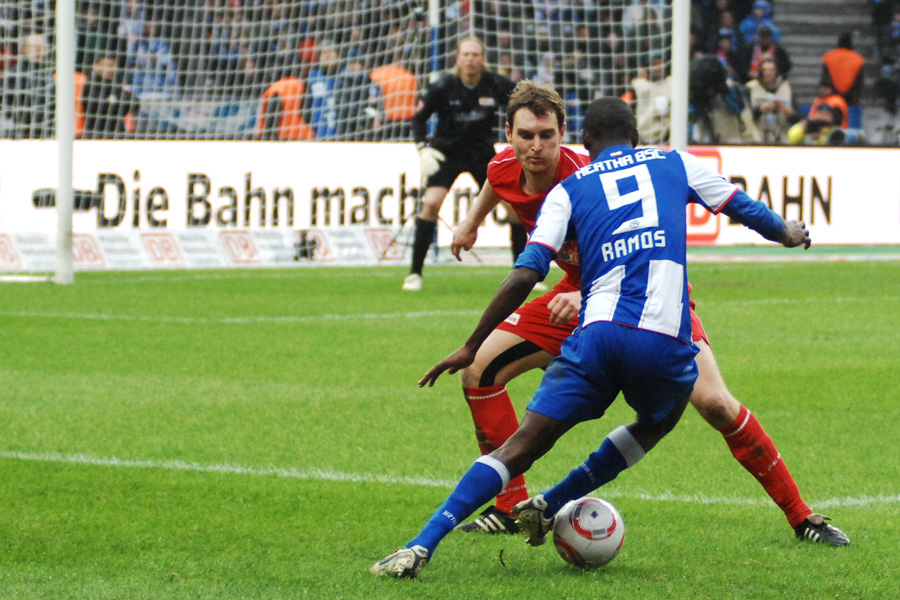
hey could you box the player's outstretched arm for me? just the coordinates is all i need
[720,191,811,250]
[452,182,503,261]
[419,267,542,387]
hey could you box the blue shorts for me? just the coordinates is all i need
[526,322,699,425]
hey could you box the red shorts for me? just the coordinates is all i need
[496,283,577,356]
[496,284,709,356]
[689,297,710,346]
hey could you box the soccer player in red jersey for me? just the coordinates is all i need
[448,81,847,546]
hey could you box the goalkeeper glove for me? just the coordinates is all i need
[417,144,445,177]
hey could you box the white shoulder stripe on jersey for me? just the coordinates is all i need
[676,150,737,214]
[528,184,571,252]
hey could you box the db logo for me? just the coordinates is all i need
[686,148,722,244]
[142,233,185,267]
[220,231,261,263]
[0,235,22,269]
[686,203,720,243]
[72,234,105,268]
[365,228,404,261]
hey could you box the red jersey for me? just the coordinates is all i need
[487,145,589,290]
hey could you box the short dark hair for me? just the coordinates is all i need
[838,32,853,49]
[506,80,567,130]
[583,97,636,141]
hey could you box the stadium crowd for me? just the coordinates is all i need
[0,0,887,144]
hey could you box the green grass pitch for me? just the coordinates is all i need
[1,254,898,599]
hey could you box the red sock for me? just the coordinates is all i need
[464,385,528,514]
[721,405,811,528]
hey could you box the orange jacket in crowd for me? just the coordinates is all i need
[54,71,87,138]
[369,63,418,122]
[822,47,864,102]
[809,93,849,129]
[257,76,315,140]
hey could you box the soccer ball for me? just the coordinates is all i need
[552,497,625,569]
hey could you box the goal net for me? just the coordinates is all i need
[0,1,683,278]
[2,1,677,142]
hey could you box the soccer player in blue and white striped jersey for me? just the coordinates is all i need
[371,97,822,579]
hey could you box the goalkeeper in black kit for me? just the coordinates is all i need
[403,38,517,292]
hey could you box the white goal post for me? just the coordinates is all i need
[0,0,689,281]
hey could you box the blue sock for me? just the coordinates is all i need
[407,457,508,556]
[543,426,644,516]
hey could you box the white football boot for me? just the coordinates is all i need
[370,545,429,578]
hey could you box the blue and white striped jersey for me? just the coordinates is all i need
[516,144,781,345]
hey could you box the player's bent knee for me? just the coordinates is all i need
[631,399,688,451]
[690,388,739,429]
[459,365,485,389]
[419,189,449,220]
[418,205,440,221]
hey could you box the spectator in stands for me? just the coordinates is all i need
[72,69,88,139]
[739,0,780,46]
[690,25,708,59]
[746,57,796,143]
[0,26,16,79]
[496,52,526,83]
[713,32,741,81]
[736,24,791,83]
[233,38,265,100]
[531,0,566,23]
[306,40,342,139]
[622,0,669,60]
[876,9,900,115]
[598,27,632,99]
[786,103,859,146]
[806,81,850,129]
[334,56,378,141]
[2,31,55,139]
[256,71,315,140]
[77,2,113,74]
[629,51,673,145]
[83,52,138,139]
[892,6,900,55]
[821,32,865,107]
[574,20,602,77]
[368,50,418,142]
[118,0,146,69]
[871,0,895,60]
[694,0,735,42]
[532,52,556,86]
[621,0,667,38]
[706,8,744,58]
[342,24,367,68]
[689,54,761,144]
[250,7,301,84]
[204,3,242,91]
[130,21,179,97]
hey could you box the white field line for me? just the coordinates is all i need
[0,309,482,324]
[0,450,896,510]
[0,295,888,325]
[41,252,900,286]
